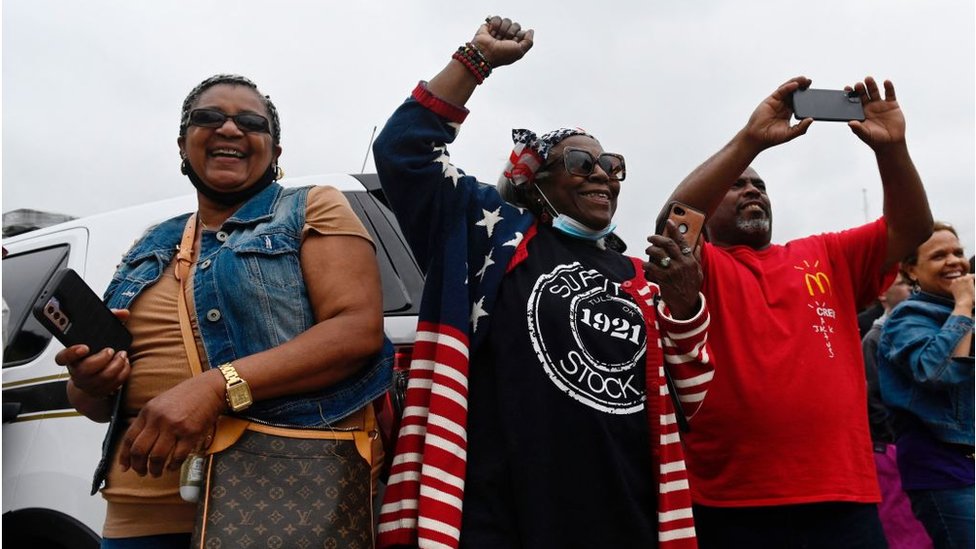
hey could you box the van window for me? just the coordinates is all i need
[343,191,423,316]
[2,245,70,367]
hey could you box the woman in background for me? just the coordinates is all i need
[878,221,974,549]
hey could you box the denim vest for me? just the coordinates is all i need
[91,183,392,493]
[878,291,974,446]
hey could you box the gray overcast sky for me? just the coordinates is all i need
[3,0,974,254]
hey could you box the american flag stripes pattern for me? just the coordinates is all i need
[377,322,472,548]
[502,136,544,186]
[375,83,535,549]
[374,84,713,548]
[623,256,713,548]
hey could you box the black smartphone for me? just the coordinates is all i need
[792,88,865,122]
[662,201,705,249]
[32,268,132,353]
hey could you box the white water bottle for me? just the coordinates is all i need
[179,453,205,502]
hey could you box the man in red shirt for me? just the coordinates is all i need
[656,76,933,547]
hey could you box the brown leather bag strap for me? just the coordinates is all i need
[352,404,377,464]
[205,416,251,455]
[175,215,245,453]
[175,214,204,377]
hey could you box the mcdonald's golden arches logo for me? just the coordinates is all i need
[794,260,833,297]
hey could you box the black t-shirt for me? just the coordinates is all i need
[460,225,658,549]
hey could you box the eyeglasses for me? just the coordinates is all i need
[189,108,271,134]
[544,147,626,181]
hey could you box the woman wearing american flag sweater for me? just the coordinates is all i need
[375,16,713,549]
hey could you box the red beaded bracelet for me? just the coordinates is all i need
[452,43,492,84]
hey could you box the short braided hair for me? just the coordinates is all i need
[179,74,281,145]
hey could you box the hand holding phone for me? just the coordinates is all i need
[792,88,865,122]
[33,268,132,354]
[661,201,705,251]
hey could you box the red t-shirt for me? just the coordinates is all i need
[684,218,894,507]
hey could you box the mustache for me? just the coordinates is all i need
[737,200,770,216]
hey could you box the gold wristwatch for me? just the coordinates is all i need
[217,362,252,412]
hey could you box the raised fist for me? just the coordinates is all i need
[471,16,534,68]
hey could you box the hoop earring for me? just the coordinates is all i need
[275,165,285,180]
[180,158,189,175]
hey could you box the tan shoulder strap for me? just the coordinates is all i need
[205,416,251,455]
[352,404,377,464]
[175,215,250,450]
[175,214,204,377]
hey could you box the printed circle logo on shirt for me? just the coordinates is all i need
[527,262,647,414]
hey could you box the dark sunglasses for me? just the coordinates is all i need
[545,147,626,181]
[189,108,271,134]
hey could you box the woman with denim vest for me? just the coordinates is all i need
[878,221,974,549]
[54,74,390,548]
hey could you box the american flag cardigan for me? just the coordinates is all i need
[375,82,713,549]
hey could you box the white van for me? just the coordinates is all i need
[2,174,422,548]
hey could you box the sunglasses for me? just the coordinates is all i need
[544,147,626,181]
[189,108,271,134]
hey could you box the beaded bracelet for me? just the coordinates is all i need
[452,43,492,84]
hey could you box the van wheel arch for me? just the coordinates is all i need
[2,508,99,549]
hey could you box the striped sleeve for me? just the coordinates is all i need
[656,292,712,419]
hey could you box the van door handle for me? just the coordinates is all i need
[2,401,22,423]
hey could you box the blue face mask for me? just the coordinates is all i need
[551,214,617,241]
[536,186,616,241]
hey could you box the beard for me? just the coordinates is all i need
[736,217,771,235]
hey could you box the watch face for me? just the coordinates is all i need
[227,384,252,412]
